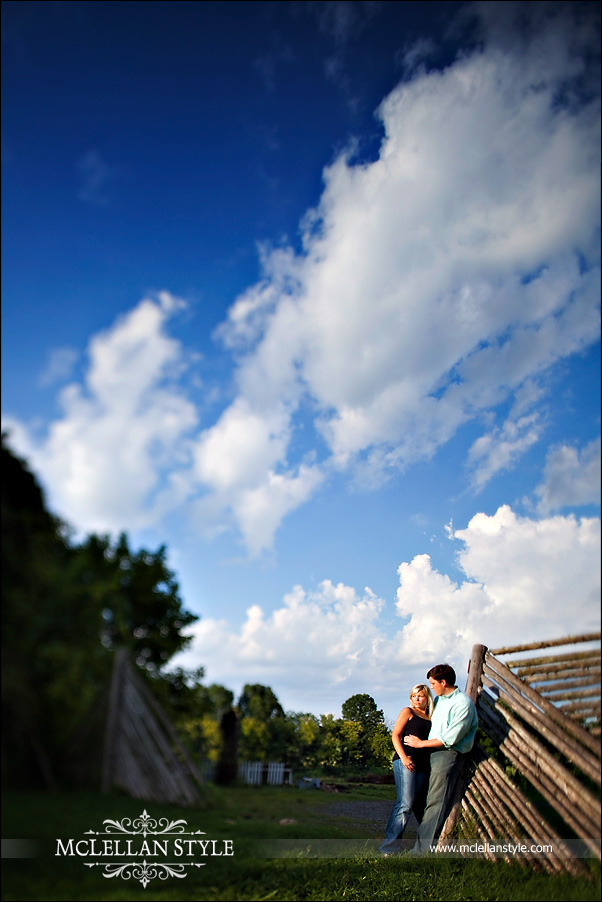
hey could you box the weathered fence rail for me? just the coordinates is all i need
[440,632,601,878]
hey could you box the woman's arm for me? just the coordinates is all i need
[391,707,415,771]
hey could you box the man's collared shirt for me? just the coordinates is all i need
[430,688,478,753]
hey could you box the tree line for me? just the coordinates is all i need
[1,437,393,789]
[174,682,393,775]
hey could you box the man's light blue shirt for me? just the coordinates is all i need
[430,688,478,753]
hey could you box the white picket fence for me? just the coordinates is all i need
[238,761,293,785]
[239,760,263,785]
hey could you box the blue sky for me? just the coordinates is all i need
[2,1,600,725]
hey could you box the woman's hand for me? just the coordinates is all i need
[401,754,415,772]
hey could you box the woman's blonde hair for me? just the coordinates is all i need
[410,683,434,717]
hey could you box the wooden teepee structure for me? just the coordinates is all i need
[102,648,205,806]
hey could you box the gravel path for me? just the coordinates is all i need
[317,799,419,838]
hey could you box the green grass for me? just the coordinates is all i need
[2,786,599,901]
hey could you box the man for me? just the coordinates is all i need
[403,663,478,853]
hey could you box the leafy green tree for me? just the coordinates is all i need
[316,714,344,768]
[200,684,235,719]
[370,721,394,766]
[239,716,271,761]
[236,684,290,761]
[339,693,390,769]
[285,712,321,769]
[1,437,202,789]
[1,437,73,786]
[341,693,385,730]
[238,683,285,720]
[69,532,198,670]
[339,720,365,766]
[170,682,235,762]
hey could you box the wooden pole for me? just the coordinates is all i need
[479,694,600,826]
[557,701,601,717]
[490,633,600,656]
[461,788,500,862]
[479,707,598,847]
[537,686,600,701]
[470,783,530,870]
[102,647,126,794]
[476,755,589,878]
[467,773,527,867]
[128,663,205,790]
[481,671,601,784]
[519,662,601,680]
[484,652,601,757]
[465,644,488,703]
[479,701,601,852]
[508,649,600,676]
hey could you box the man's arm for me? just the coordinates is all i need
[439,697,477,748]
[403,735,444,750]
[405,693,476,750]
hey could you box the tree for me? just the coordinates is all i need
[340,693,390,769]
[68,532,198,671]
[341,693,385,730]
[1,437,73,786]
[238,684,285,720]
[236,684,289,762]
[1,437,201,789]
[284,712,321,769]
[172,682,235,763]
[316,714,344,768]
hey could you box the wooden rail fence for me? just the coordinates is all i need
[439,632,601,878]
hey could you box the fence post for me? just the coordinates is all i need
[438,644,487,842]
[465,644,487,703]
[102,647,127,794]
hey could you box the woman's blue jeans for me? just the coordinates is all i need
[380,757,428,853]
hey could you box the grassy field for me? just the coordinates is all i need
[2,784,599,901]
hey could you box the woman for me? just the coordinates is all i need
[379,684,433,855]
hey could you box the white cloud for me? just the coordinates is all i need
[38,347,79,387]
[396,506,601,668]
[174,506,600,721]
[211,3,600,539]
[173,578,392,715]
[194,399,290,492]
[233,465,324,557]
[191,397,323,554]
[5,5,600,556]
[535,438,602,514]
[467,412,542,491]
[4,292,199,534]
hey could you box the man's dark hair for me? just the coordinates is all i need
[427,664,456,685]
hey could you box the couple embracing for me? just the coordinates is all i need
[380,663,478,855]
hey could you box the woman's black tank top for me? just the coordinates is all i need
[392,712,431,771]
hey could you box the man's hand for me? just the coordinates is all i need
[403,735,421,748]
